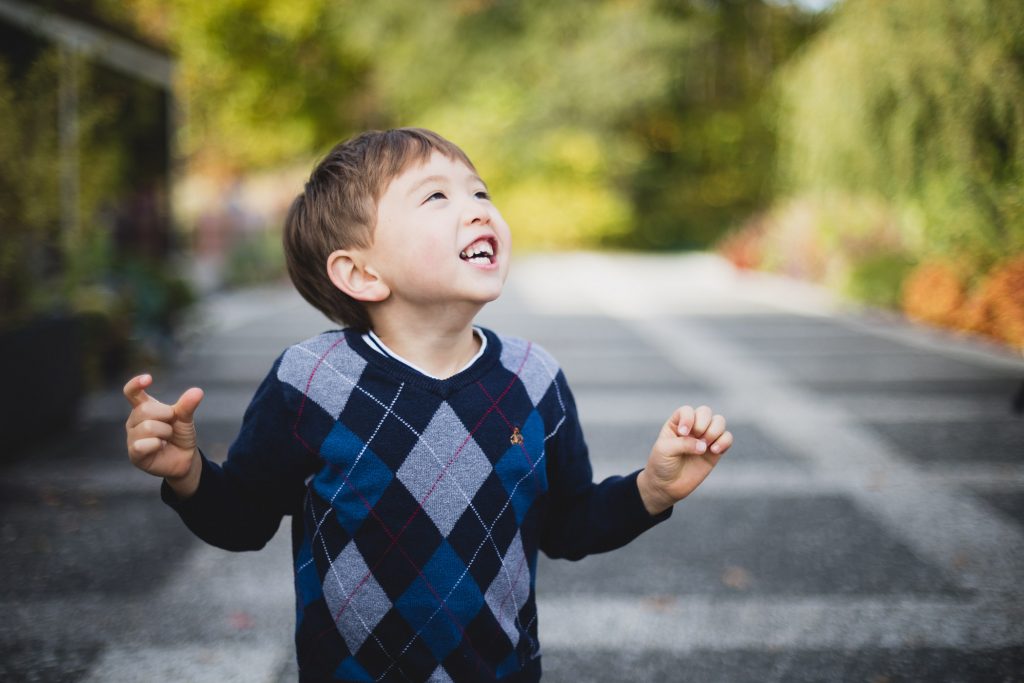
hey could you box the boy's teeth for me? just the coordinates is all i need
[459,239,494,260]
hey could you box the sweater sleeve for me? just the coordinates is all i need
[539,370,671,561]
[161,355,318,551]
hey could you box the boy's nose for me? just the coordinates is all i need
[462,200,491,225]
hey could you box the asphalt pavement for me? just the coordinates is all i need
[2,252,1023,682]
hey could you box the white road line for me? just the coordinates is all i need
[537,594,1024,651]
[82,643,288,683]
[575,254,1024,599]
[636,315,1024,595]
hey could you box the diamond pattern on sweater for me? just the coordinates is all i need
[396,402,492,537]
[334,655,374,682]
[494,410,547,526]
[427,665,455,683]
[357,606,429,681]
[279,331,366,419]
[351,478,443,603]
[499,337,555,406]
[323,540,393,655]
[340,373,438,472]
[483,531,530,649]
[447,472,519,593]
[165,327,670,682]
[394,540,485,662]
[315,422,395,536]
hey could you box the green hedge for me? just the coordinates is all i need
[775,0,1024,273]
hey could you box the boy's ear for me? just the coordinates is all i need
[326,249,390,303]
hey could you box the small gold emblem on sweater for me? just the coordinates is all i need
[510,426,523,445]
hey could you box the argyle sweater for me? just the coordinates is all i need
[163,327,671,682]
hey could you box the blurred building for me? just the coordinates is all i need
[0,0,175,262]
[0,0,177,449]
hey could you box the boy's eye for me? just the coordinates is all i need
[475,190,491,200]
[425,191,447,202]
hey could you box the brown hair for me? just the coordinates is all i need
[283,128,476,331]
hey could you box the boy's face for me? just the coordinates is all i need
[366,151,511,310]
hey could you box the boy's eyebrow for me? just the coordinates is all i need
[406,173,488,197]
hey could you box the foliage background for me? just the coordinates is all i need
[110,0,819,251]
[775,0,1023,270]
[4,0,1022,349]
[723,0,1023,346]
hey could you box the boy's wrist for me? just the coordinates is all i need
[164,449,202,499]
[636,468,675,517]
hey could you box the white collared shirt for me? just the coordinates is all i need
[362,327,487,380]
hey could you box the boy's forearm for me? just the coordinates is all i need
[164,450,202,499]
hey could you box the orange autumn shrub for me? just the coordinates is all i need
[718,218,767,270]
[717,198,832,282]
[903,258,1024,349]
[966,258,1024,348]
[901,262,967,328]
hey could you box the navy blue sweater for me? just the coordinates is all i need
[163,327,670,682]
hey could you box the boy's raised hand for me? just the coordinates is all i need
[637,405,733,516]
[124,374,205,497]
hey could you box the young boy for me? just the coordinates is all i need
[123,128,732,682]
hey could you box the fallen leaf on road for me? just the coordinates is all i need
[229,611,254,630]
[951,551,970,570]
[722,565,752,590]
[642,595,678,611]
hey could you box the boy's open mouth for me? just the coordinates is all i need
[459,237,497,265]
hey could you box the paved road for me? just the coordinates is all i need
[3,253,1024,682]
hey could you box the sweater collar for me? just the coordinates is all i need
[362,326,487,380]
[343,326,502,396]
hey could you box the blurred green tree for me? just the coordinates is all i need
[620,0,820,249]
[776,0,1024,273]
[119,0,818,249]
[112,0,375,172]
[0,51,122,328]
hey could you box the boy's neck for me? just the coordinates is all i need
[367,306,483,380]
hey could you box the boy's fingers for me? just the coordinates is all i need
[123,374,154,407]
[692,405,713,437]
[125,399,175,430]
[129,436,165,459]
[673,405,696,437]
[703,414,728,445]
[709,430,734,455]
[173,387,205,424]
[664,435,709,456]
[128,419,173,443]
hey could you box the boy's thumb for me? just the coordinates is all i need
[173,387,205,423]
[666,435,707,456]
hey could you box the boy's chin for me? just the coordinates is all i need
[470,288,504,305]
[466,278,507,304]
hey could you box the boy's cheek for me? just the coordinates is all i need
[496,216,512,242]
[411,238,450,270]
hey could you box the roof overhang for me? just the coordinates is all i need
[0,0,173,89]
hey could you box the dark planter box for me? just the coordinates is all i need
[0,315,84,453]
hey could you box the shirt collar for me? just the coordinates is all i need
[362,327,487,380]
